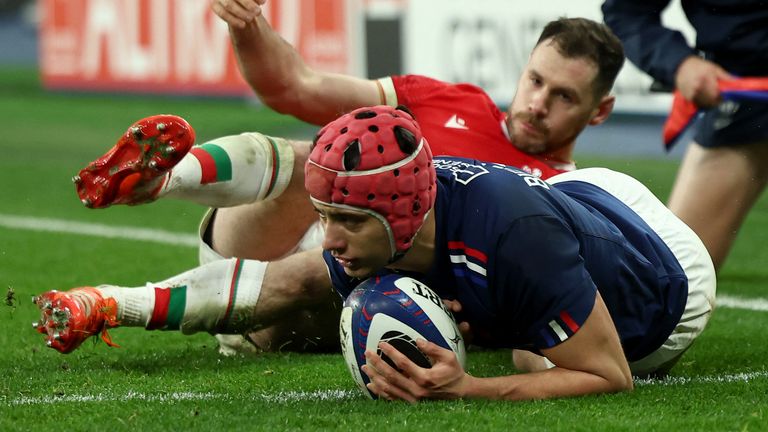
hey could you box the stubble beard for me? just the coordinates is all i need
[509,112,549,155]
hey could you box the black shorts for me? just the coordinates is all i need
[695,98,768,147]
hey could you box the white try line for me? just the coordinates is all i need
[2,214,768,312]
[635,370,768,387]
[3,370,768,406]
[0,213,198,248]
[2,389,361,406]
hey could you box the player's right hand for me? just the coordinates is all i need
[211,0,266,29]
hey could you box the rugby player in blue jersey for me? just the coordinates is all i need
[36,16,633,360]
[306,105,715,401]
[33,104,715,401]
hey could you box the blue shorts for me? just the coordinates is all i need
[695,98,768,147]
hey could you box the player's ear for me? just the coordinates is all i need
[588,94,614,126]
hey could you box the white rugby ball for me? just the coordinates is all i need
[339,274,466,399]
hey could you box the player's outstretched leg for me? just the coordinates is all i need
[73,115,196,209]
[32,258,273,354]
[33,287,120,354]
[74,114,296,210]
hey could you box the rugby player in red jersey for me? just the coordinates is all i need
[36,15,626,356]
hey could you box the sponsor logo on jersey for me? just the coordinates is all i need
[444,114,469,130]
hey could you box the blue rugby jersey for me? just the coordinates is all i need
[323,157,688,361]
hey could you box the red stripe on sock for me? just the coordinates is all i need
[190,147,218,184]
[221,259,243,330]
[147,287,171,330]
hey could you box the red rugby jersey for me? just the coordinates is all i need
[378,75,574,179]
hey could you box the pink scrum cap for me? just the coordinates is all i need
[304,105,437,259]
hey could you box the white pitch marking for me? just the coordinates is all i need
[3,214,768,313]
[717,294,768,312]
[259,389,359,403]
[3,371,768,406]
[2,389,360,406]
[0,213,198,248]
[6,391,218,406]
[635,370,768,386]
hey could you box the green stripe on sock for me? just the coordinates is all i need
[199,143,232,181]
[166,286,187,330]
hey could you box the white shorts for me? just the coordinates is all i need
[197,208,325,265]
[547,168,717,376]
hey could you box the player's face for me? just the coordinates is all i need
[507,40,604,156]
[315,203,392,278]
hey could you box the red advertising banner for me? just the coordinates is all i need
[40,0,353,96]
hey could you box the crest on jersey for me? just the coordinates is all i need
[433,158,489,185]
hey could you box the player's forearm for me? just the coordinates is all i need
[602,0,694,86]
[228,17,378,126]
[462,367,633,401]
[228,16,316,116]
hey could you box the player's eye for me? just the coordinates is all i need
[339,215,360,228]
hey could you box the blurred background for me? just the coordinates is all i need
[0,0,696,159]
[0,1,36,66]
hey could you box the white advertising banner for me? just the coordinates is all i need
[401,0,694,114]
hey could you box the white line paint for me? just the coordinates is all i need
[0,213,198,248]
[717,294,768,312]
[2,214,768,313]
[635,370,768,387]
[3,370,767,406]
[5,391,218,406]
[2,389,360,406]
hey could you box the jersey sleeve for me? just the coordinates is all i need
[602,0,695,86]
[377,75,452,109]
[322,250,357,299]
[493,215,597,351]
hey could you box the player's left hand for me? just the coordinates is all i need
[442,298,473,344]
[361,338,470,403]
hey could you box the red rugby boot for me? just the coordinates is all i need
[73,114,196,208]
[33,287,120,354]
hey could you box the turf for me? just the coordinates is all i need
[0,68,766,431]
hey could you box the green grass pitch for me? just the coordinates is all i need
[0,68,766,431]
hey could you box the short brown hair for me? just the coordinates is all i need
[536,17,625,98]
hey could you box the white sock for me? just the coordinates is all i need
[97,258,267,334]
[159,133,294,207]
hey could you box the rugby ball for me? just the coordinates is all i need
[339,274,466,399]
